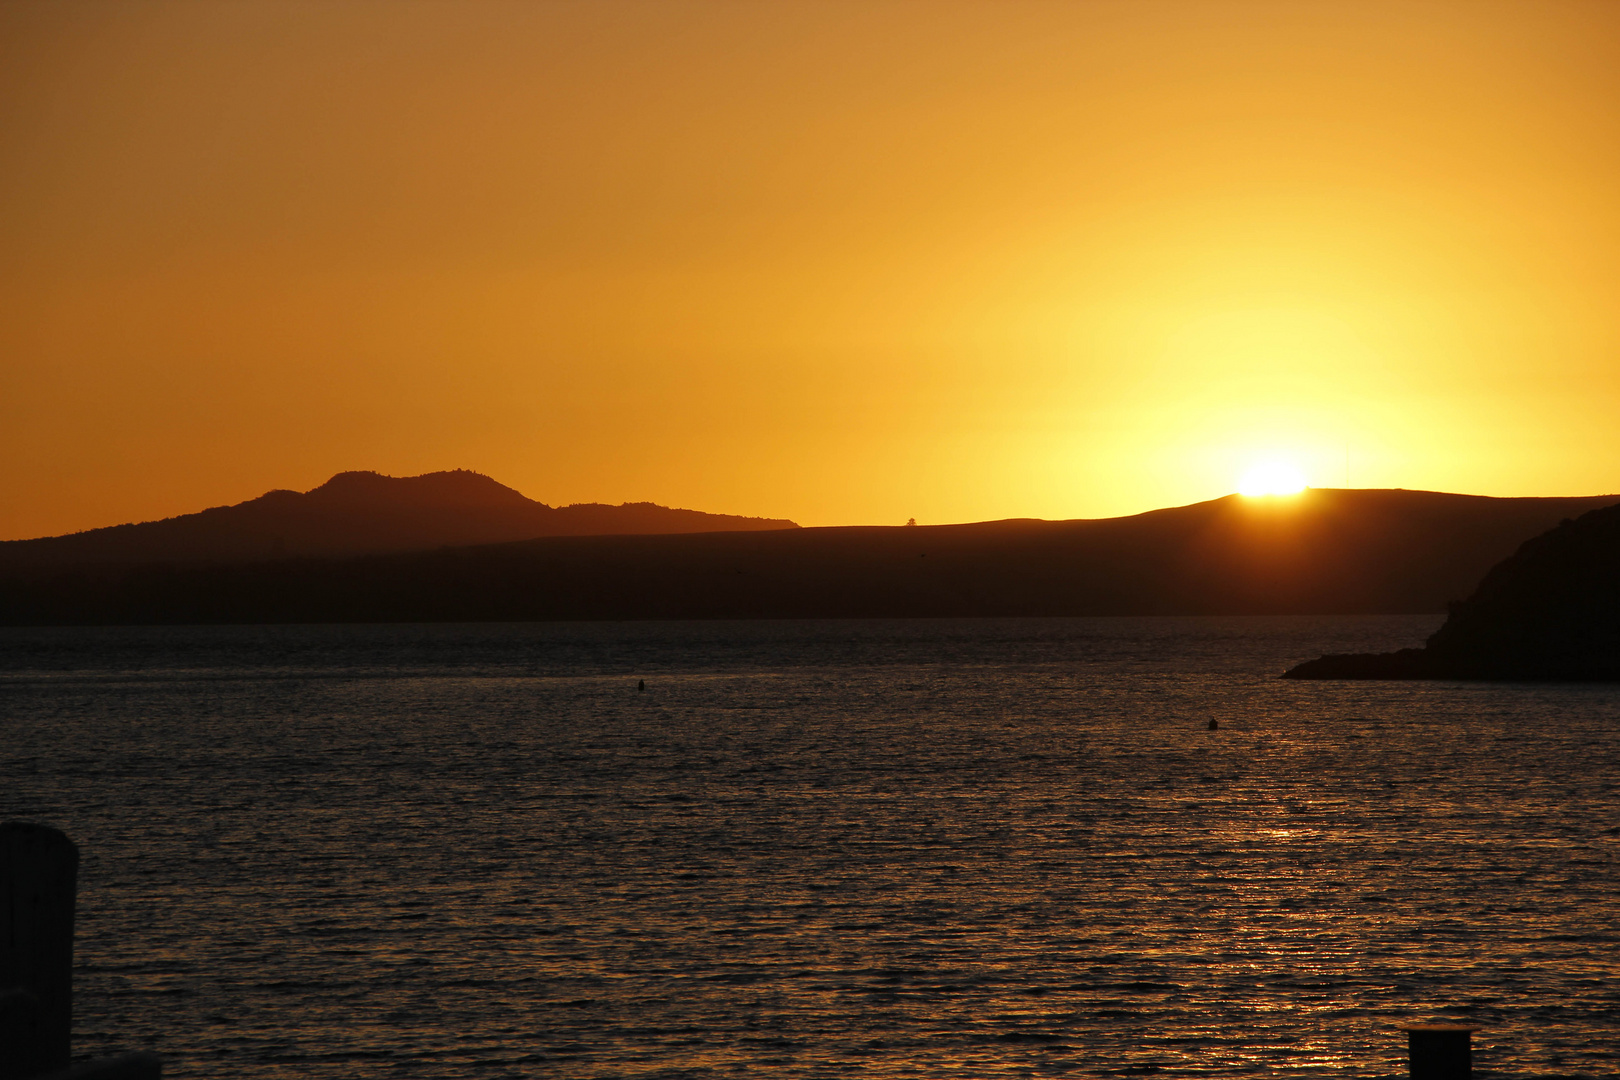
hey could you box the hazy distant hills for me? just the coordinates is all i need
[0,470,799,566]
[3,486,1616,624]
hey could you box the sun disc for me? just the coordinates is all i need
[1239,462,1306,497]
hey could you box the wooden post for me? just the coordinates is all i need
[1405,1024,1477,1080]
[1,822,79,1080]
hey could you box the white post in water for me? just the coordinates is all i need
[1405,1024,1477,1080]
[1,822,79,1080]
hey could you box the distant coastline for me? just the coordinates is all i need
[3,483,1614,625]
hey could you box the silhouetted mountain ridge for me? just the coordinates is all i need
[4,487,1617,623]
[0,470,799,565]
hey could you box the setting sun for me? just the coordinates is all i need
[1239,462,1307,497]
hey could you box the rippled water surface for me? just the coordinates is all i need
[2,617,1617,1078]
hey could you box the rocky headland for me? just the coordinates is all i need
[1284,499,1620,680]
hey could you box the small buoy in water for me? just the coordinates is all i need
[638,679,645,692]
[1207,719,1219,731]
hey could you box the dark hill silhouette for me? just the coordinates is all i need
[1284,499,1620,680]
[2,487,1616,624]
[0,470,798,565]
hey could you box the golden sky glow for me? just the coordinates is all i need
[4,0,1620,538]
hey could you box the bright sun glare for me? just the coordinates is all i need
[1239,461,1307,497]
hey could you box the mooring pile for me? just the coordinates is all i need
[1,821,160,1080]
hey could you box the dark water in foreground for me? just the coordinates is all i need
[2,617,1617,1079]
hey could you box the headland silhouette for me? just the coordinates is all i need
[1285,498,1620,680]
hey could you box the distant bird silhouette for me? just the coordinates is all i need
[637,679,645,692]
[1207,719,1219,730]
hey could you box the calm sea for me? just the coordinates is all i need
[2,617,1616,1079]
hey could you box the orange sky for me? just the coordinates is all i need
[3,0,1619,539]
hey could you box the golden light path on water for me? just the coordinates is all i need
[2,619,1616,1077]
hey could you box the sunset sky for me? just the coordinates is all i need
[4,0,1620,539]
